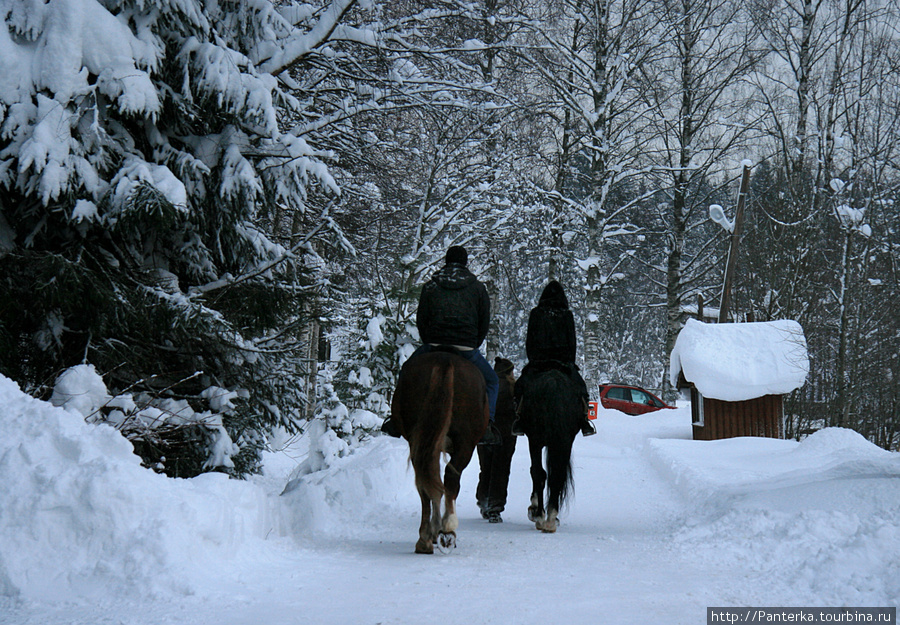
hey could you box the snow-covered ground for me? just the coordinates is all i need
[2,373,899,625]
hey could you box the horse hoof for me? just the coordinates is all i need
[437,531,456,553]
[416,538,434,554]
[535,518,558,533]
[528,507,541,522]
[536,512,559,533]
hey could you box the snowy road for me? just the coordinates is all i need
[3,394,899,625]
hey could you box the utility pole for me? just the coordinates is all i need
[718,163,752,323]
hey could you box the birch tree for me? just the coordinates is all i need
[641,0,764,394]
[521,0,663,385]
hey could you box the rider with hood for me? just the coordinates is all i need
[512,280,596,437]
[382,246,501,445]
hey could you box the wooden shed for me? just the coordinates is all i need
[669,319,809,441]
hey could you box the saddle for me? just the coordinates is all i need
[426,344,466,357]
[526,359,578,377]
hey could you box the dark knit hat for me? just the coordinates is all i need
[446,245,468,265]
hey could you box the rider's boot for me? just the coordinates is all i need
[581,418,596,437]
[380,416,402,438]
[478,422,502,446]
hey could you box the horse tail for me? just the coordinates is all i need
[546,415,575,510]
[410,361,454,501]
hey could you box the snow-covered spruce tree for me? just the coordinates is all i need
[332,304,413,418]
[0,0,340,476]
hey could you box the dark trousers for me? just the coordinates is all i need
[476,434,517,514]
[411,344,499,421]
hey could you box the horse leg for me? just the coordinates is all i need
[430,497,442,544]
[415,488,435,554]
[441,461,461,536]
[438,446,473,550]
[527,438,546,526]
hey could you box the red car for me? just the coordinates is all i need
[598,384,675,416]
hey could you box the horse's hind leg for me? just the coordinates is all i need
[431,497,442,541]
[441,462,461,536]
[538,509,559,533]
[527,439,546,526]
[438,450,472,549]
[415,488,436,554]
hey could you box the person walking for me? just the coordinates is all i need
[476,357,519,522]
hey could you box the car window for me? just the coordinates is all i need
[630,389,653,405]
[606,386,630,401]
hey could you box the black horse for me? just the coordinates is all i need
[391,348,489,553]
[518,366,584,532]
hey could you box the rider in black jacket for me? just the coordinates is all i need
[382,246,501,445]
[513,280,596,437]
[416,249,491,351]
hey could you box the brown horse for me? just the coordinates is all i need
[391,348,489,553]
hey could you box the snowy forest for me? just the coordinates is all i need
[1,0,899,478]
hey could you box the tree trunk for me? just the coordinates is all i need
[833,229,853,428]
[662,0,696,398]
[583,0,612,386]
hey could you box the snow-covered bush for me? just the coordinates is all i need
[49,364,258,477]
[286,306,413,471]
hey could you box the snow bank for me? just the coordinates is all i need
[279,436,416,538]
[647,428,900,606]
[669,318,809,401]
[593,404,692,447]
[0,375,274,602]
[676,501,900,605]
[647,427,900,502]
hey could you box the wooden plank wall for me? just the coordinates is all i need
[693,394,784,441]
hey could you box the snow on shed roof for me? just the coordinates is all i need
[669,318,809,402]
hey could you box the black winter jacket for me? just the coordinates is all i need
[416,262,490,349]
[526,280,577,363]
